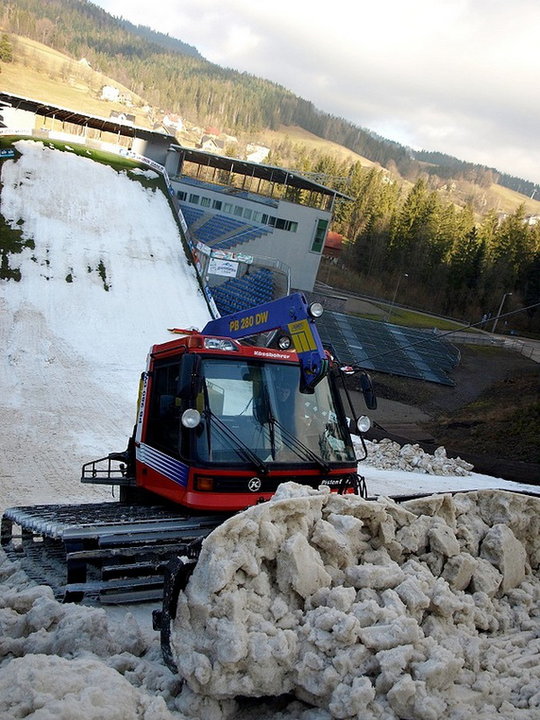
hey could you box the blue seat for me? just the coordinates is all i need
[211,269,275,316]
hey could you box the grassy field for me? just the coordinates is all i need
[2,35,153,127]
[254,125,378,168]
[375,306,469,332]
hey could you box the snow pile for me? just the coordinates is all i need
[357,437,474,476]
[0,559,185,720]
[173,484,540,719]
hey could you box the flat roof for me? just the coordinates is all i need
[171,145,353,200]
[0,92,175,141]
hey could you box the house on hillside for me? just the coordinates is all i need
[101,85,120,102]
[109,110,136,126]
[163,113,184,132]
[198,135,225,153]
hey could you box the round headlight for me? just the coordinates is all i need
[181,409,201,428]
[356,415,371,433]
[308,302,324,318]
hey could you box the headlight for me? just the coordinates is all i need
[308,302,324,318]
[278,335,292,350]
[204,338,238,351]
[181,409,201,428]
[356,415,371,433]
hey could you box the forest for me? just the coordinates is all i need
[262,138,539,332]
[328,165,538,332]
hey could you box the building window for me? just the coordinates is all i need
[243,208,252,220]
[311,219,328,253]
[177,190,187,201]
[252,211,262,223]
[200,196,211,207]
[212,200,222,210]
[223,203,233,213]
[189,193,200,204]
[234,205,244,217]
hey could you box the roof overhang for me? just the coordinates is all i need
[170,144,353,200]
[0,92,175,142]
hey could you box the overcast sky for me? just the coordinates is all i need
[92,0,540,186]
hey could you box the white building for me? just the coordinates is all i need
[165,146,351,293]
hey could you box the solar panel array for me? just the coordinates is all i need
[317,311,460,386]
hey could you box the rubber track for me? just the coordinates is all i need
[1,502,225,604]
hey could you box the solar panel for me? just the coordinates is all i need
[317,311,460,386]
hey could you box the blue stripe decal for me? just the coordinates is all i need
[137,444,189,487]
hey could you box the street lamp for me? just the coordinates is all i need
[491,292,512,333]
[387,273,408,322]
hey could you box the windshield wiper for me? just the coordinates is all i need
[267,416,330,473]
[205,410,268,475]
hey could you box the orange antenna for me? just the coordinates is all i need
[167,327,200,335]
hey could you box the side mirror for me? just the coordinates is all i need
[360,372,377,410]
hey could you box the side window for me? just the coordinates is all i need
[146,360,182,456]
[311,219,328,253]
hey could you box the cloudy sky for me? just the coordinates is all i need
[92,0,540,185]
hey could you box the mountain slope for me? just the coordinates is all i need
[3,0,537,193]
[0,140,210,509]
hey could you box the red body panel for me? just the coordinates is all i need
[135,454,358,512]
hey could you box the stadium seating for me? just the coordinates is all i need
[179,205,205,228]
[210,268,275,315]
[178,206,271,250]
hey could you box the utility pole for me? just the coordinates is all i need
[387,273,408,322]
[492,292,512,333]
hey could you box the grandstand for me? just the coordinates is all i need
[209,268,274,316]
[178,205,272,251]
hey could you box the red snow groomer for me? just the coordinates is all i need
[2,293,376,606]
[113,292,375,511]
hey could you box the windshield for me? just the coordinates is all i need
[194,358,355,466]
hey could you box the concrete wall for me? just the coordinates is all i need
[132,135,172,166]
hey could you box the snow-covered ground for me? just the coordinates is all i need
[0,141,538,719]
[0,140,210,511]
